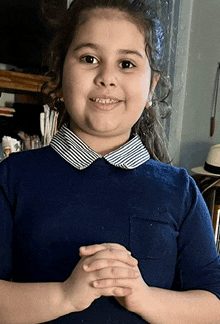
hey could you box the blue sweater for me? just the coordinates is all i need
[0,146,220,323]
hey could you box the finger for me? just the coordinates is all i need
[82,249,137,268]
[90,248,137,267]
[83,258,137,272]
[93,278,137,289]
[79,243,130,257]
[94,266,139,280]
[99,286,131,297]
[101,243,130,252]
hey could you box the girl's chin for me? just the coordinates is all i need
[75,126,130,140]
[84,122,122,136]
[69,118,131,139]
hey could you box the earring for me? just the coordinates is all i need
[145,100,152,109]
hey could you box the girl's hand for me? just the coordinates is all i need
[62,243,139,312]
[80,243,150,316]
[113,268,149,316]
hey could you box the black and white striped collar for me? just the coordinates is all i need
[50,124,150,170]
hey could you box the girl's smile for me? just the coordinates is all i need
[89,94,124,110]
[89,98,122,111]
[62,8,154,154]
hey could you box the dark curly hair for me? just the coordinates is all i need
[41,0,171,163]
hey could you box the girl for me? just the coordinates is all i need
[0,0,220,323]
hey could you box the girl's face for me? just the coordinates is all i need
[62,9,155,151]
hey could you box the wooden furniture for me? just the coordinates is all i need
[0,69,59,151]
[0,69,51,94]
[0,69,55,105]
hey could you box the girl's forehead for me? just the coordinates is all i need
[69,15,147,59]
[82,8,134,21]
[77,8,146,36]
[71,8,146,46]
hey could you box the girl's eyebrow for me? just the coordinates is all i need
[118,49,144,59]
[73,42,99,52]
[72,42,144,59]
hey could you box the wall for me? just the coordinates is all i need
[175,0,220,173]
[168,0,194,166]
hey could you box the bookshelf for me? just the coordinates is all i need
[0,69,56,159]
[0,69,52,95]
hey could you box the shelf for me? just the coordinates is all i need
[0,69,53,95]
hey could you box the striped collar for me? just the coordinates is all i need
[50,124,150,170]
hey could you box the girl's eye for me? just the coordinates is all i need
[81,55,98,64]
[120,60,135,69]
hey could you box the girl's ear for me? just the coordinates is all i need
[151,73,160,93]
[146,73,160,108]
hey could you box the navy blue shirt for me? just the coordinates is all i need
[0,138,220,323]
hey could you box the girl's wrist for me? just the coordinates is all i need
[132,285,156,320]
[58,281,76,315]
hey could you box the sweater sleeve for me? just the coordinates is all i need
[175,172,220,299]
[0,159,13,280]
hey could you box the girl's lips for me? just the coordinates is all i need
[89,98,122,111]
[89,97,121,103]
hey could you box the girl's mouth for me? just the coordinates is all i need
[90,98,120,104]
[89,98,122,111]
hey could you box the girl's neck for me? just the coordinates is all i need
[69,124,130,156]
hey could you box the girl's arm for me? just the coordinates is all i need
[115,277,220,324]
[138,286,220,324]
[0,280,72,324]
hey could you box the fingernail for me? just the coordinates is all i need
[93,281,98,287]
[83,264,89,270]
[132,256,138,263]
[134,270,139,276]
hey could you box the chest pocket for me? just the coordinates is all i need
[130,212,179,260]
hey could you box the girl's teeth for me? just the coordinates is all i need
[93,98,118,104]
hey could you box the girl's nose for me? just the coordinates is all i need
[94,64,117,88]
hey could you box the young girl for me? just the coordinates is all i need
[0,0,220,323]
